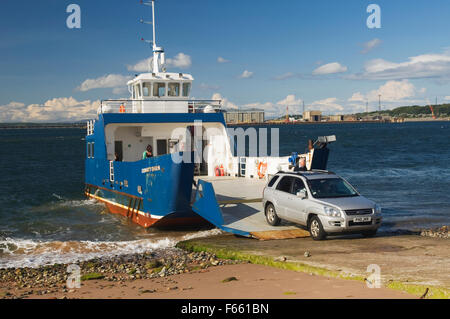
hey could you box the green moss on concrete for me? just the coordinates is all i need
[387,282,449,299]
[177,240,450,299]
[283,291,297,295]
[176,240,365,282]
[80,273,105,281]
[222,276,238,283]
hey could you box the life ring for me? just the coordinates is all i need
[215,166,221,176]
[257,161,267,179]
[119,104,126,113]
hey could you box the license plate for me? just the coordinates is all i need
[353,217,372,223]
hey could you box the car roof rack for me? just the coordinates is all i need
[277,170,336,178]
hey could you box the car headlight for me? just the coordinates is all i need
[374,204,382,214]
[324,206,342,218]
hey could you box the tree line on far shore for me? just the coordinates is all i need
[355,104,450,118]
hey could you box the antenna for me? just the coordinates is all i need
[378,94,381,112]
[140,0,165,73]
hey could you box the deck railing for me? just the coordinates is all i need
[99,99,222,114]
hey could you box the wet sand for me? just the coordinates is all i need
[1,233,448,299]
[178,233,450,294]
[4,263,413,299]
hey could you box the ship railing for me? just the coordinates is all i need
[86,120,95,135]
[99,99,222,114]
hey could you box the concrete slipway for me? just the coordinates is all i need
[191,177,310,240]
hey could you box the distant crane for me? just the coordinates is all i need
[285,106,289,123]
[429,104,437,119]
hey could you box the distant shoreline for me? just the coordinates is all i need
[0,124,86,130]
[0,118,448,130]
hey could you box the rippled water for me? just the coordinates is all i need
[0,122,449,267]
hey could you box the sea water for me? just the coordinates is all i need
[0,122,448,267]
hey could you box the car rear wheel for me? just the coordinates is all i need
[309,216,326,240]
[265,203,280,226]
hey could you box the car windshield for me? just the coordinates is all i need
[307,178,358,198]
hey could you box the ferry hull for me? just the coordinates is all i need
[85,152,208,228]
[85,189,207,228]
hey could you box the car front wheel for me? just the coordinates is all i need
[265,203,281,226]
[309,216,326,240]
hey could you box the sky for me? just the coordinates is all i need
[1,0,450,122]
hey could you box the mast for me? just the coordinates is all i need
[152,0,156,50]
[141,0,165,73]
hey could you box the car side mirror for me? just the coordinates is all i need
[296,190,307,199]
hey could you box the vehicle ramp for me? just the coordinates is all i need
[191,177,310,240]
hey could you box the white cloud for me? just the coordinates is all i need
[112,87,129,95]
[348,80,418,103]
[243,95,304,118]
[361,38,382,54]
[0,97,100,122]
[312,62,348,75]
[211,93,238,110]
[444,96,450,101]
[348,51,450,81]
[77,74,132,92]
[239,70,254,79]
[127,52,192,72]
[273,72,296,80]
[348,92,366,102]
[308,97,344,113]
[277,95,303,108]
[217,57,230,63]
[210,94,304,118]
[127,58,151,73]
[167,53,192,69]
[243,101,277,117]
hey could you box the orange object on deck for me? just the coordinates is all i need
[257,162,267,179]
[119,104,126,113]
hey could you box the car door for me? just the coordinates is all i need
[273,176,295,218]
[284,177,308,224]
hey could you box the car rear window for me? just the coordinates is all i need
[276,176,294,193]
[267,175,279,187]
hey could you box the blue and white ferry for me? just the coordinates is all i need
[85,1,332,235]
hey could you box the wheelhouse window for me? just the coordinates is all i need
[168,83,180,97]
[182,83,191,97]
[134,84,141,98]
[153,83,166,97]
[142,82,151,97]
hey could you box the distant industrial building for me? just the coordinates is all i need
[303,111,322,122]
[328,115,344,122]
[224,111,265,124]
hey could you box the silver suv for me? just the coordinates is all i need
[262,171,382,240]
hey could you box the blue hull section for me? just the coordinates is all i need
[85,153,199,225]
